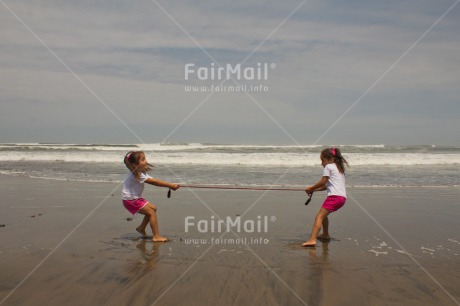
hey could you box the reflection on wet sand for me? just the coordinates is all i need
[120,240,163,290]
[135,241,161,271]
[307,240,329,262]
[306,241,332,305]
[111,240,178,305]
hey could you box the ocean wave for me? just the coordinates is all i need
[0,151,459,166]
[2,143,459,154]
[0,142,386,151]
[0,143,140,151]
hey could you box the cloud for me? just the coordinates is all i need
[0,0,459,144]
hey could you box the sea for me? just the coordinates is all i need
[0,143,459,188]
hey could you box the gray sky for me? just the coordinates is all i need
[1,0,459,145]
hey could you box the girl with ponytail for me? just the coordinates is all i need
[302,147,348,247]
[122,151,179,242]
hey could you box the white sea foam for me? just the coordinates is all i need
[0,143,381,152]
[0,150,459,166]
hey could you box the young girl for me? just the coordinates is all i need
[122,151,179,242]
[302,148,348,247]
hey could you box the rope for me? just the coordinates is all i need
[167,184,312,205]
[180,184,306,191]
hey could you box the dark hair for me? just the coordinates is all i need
[321,147,349,174]
[124,151,153,179]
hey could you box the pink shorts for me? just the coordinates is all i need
[322,195,346,212]
[122,198,149,215]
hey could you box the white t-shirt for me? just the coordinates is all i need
[323,163,346,198]
[122,172,152,200]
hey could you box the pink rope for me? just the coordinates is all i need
[179,184,305,191]
[168,185,311,205]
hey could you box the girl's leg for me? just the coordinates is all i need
[136,215,149,238]
[317,216,330,240]
[302,208,330,247]
[138,203,169,242]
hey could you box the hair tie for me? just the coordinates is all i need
[331,148,336,156]
[126,151,133,162]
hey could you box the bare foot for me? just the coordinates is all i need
[317,234,331,242]
[301,241,316,247]
[153,236,170,242]
[136,227,147,239]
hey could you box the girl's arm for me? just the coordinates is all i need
[315,185,327,191]
[145,178,180,190]
[305,176,328,195]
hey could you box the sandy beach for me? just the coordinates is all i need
[0,174,459,306]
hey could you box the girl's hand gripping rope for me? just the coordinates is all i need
[167,184,180,198]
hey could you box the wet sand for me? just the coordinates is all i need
[0,174,459,306]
